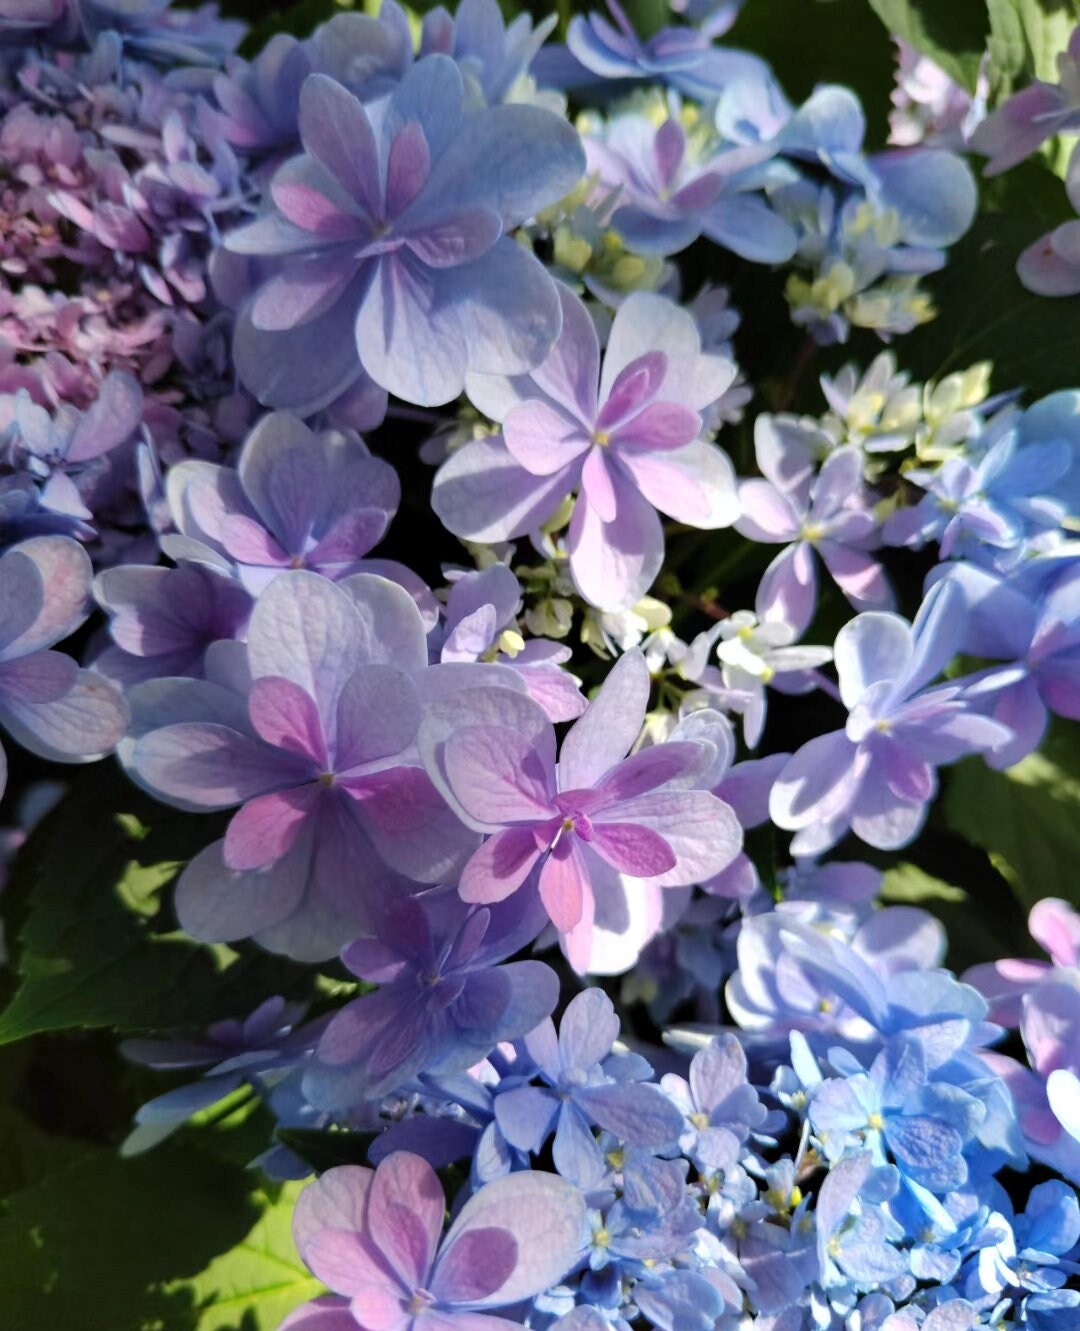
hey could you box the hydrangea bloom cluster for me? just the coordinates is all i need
[2,3,1080,1330]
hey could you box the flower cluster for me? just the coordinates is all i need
[1,2,1080,1330]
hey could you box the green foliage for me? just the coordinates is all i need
[275,1126,379,1173]
[731,0,897,144]
[0,766,314,1046]
[988,0,1080,93]
[880,863,968,905]
[945,724,1080,913]
[901,158,1080,399]
[0,1144,265,1330]
[866,0,988,91]
[172,1181,323,1331]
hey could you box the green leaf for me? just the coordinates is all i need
[0,1144,262,1330]
[275,1126,378,1173]
[172,1181,323,1331]
[944,726,1080,913]
[880,863,968,904]
[865,0,988,92]
[900,158,1080,398]
[731,0,897,143]
[988,0,1080,93]
[0,766,313,1045]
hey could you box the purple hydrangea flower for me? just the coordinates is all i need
[226,59,585,409]
[659,1034,765,1170]
[304,888,558,1108]
[163,412,411,599]
[0,535,128,797]
[970,30,1080,176]
[737,436,893,626]
[0,0,244,65]
[438,563,586,721]
[770,581,1012,854]
[418,649,742,971]
[122,571,511,960]
[92,559,253,685]
[282,1152,587,1331]
[492,987,684,1186]
[433,286,739,611]
[533,0,769,101]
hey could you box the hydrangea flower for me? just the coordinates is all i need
[282,1152,587,1331]
[163,412,414,599]
[433,286,739,610]
[418,649,742,970]
[0,535,128,798]
[122,571,508,960]
[226,60,585,409]
[304,889,558,1108]
[438,563,586,721]
[492,987,684,1186]
[737,438,893,625]
[970,30,1080,175]
[770,581,1012,853]
[584,113,796,263]
[92,560,253,685]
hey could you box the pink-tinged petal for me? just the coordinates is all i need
[597,352,668,430]
[818,542,894,612]
[459,827,544,904]
[299,74,381,216]
[443,723,556,825]
[587,821,675,876]
[735,479,800,543]
[131,721,305,810]
[428,1228,517,1304]
[350,1283,411,1331]
[405,208,502,268]
[432,434,576,544]
[249,674,328,766]
[610,789,742,886]
[3,535,92,654]
[559,648,650,794]
[221,513,291,567]
[502,399,590,476]
[770,730,863,830]
[568,471,664,611]
[878,741,934,803]
[385,121,431,218]
[527,284,601,421]
[611,401,699,451]
[368,1152,445,1290]
[834,612,913,708]
[309,510,390,569]
[270,176,367,240]
[517,662,587,722]
[560,880,597,975]
[970,83,1065,176]
[590,741,704,807]
[617,440,739,529]
[223,784,321,870]
[279,1295,362,1331]
[539,836,587,931]
[580,448,617,523]
[436,1170,587,1305]
[1030,898,1080,968]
